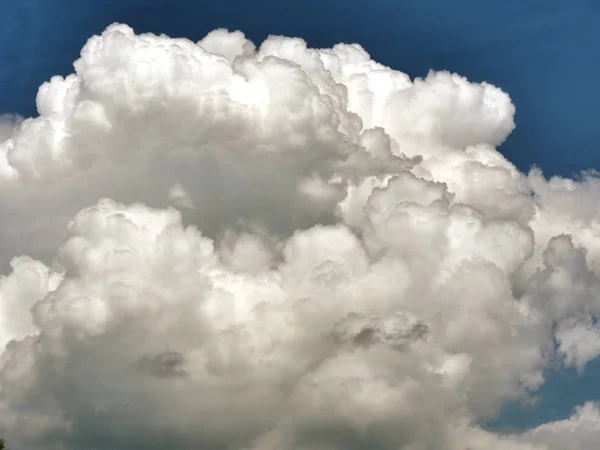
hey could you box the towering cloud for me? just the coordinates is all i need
[1,24,600,450]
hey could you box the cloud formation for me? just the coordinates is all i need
[1,24,600,449]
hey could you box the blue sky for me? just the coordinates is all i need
[1,0,599,434]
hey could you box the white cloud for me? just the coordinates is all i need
[522,402,600,449]
[0,23,600,449]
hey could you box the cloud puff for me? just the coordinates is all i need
[1,23,600,449]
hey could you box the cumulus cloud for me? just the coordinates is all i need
[1,23,600,449]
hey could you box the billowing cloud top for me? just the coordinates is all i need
[1,23,600,450]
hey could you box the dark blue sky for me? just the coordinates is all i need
[1,0,600,431]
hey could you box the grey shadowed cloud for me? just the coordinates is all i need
[135,350,189,379]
